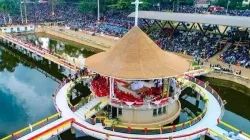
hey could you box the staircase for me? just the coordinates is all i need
[74,97,108,120]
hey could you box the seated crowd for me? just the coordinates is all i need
[159,31,222,59]
[1,3,250,69]
[220,45,250,68]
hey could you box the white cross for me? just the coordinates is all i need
[131,0,143,27]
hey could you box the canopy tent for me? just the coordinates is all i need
[85,27,190,80]
[128,11,250,28]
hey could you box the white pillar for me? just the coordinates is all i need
[196,93,200,101]
[109,78,112,98]
[58,64,60,70]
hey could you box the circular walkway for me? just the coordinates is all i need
[55,78,221,140]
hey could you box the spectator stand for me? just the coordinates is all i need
[129,11,250,38]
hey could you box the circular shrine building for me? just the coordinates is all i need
[85,26,190,128]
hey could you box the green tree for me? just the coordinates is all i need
[0,0,18,24]
[78,0,96,14]
[78,0,117,14]
[215,0,243,9]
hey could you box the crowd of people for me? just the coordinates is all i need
[210,63,242,76]
[156,30,222,59]
[1,2,250,69]
[0,3,134,37]
[220,45,250,68]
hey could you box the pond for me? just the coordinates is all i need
[198,76,250,134]
[0,34,249,139]
[0,34,95,139]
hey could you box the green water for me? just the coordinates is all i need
[199,76,250,134]
[0,34,249,139]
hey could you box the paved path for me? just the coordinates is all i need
[18,118,69,140]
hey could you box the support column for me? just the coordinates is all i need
[40,56,43,61]
[68,68,72,75]
[167,21,174,29]
[196,93,200,107]
[111,78,115,98]
[196,93,200,101]
[200,135,205,140]
[70,127,75,134]
[170,22,181,37]
[109,78,112,98]
[48,60,51,68]
[222,26,229,36]
[167,78,171,97]
[163,78,170,97]
[28,51,31,57]
[197,23,204,35]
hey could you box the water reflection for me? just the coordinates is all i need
[0,66,58,137]
[0,46,20,72]
[0,35,96,138]
[17,34,95,66]
[0,48,58,137]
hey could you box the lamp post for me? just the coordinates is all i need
[226,0,231,15]
[97,0,100,22]
[24,0,27,23]
[157,3,161,11]
[20,0,24,24]
[194,0,197,13]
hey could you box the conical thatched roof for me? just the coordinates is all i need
[85,26,190,80]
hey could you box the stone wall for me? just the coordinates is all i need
[205,73,250,96]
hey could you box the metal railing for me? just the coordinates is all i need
[93,79,208,135]
[207,128,229,140]
[184,75,225,119]
[85,97,109,118]
[74,121,209,139]
[26,118,74,140]
[66,76,93,111]
[218,121,250,139]
[185,74,250,139]
[109,96,174,110]
[1,113,60,140]
[2,34,80,71]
